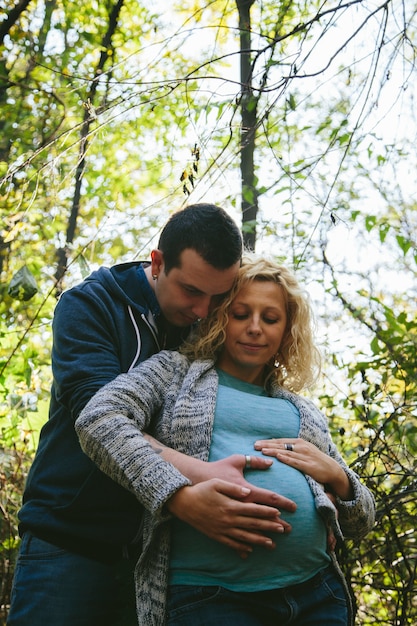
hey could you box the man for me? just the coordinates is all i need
[8,204,294,626]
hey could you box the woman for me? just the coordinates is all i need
[76,256,375,626]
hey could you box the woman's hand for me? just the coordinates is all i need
[254,438,353,501]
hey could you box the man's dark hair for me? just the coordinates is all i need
[158,204,243,273]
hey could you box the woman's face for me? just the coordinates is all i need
[217,279,287,385]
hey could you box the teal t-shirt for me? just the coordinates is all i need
[169,370,330,591]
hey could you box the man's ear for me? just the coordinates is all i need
[150,249,164,278]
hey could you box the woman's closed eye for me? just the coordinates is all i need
[232,313,249,320]
[231,312,280,324]
[263,316,280,324]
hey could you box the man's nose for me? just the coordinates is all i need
[192,296,211,319]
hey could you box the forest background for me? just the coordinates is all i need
[0,0,416,624]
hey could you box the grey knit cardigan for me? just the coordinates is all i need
[76,350,376,626]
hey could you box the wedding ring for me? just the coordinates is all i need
[245,454,251,469]
[284,443,294,451]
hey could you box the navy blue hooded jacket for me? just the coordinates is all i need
[18,262,189,563]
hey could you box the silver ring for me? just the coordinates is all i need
[245,454,251,469]
[284,443,294,451]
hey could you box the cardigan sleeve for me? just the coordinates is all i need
[281,390,376,541]
[75,351,191,517]
[307,399,376,539]
[328,441,376,539]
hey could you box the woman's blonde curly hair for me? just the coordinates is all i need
[180,255,321,392]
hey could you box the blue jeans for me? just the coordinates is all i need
[7,532,137,626]
[168,565,349,626]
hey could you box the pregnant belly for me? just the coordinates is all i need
[169,457,330,590]
[243,457,328,554]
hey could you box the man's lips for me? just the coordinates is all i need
[183,313,199,324]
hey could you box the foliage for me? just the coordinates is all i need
[1,0,416,623]
[318,296,417,624]
[0,444,34,624]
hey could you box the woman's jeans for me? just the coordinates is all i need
[7,532,137,626]
[168,565,349,626]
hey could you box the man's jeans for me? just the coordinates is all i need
[168,565,349,626]
[7,532,137,626]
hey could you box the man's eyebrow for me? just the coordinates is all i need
[180,281,231,298]
[181,282,205,294]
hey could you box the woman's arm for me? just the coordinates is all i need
[76,353,296,553]
[254,435,375,538]
[75,353,191,515]
[254,438,353,500]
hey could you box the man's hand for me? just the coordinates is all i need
[166,478,294,556]
[143,437,297,554]
[185,453,297,509]
[193,453,274,484]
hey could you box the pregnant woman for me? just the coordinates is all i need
[76,255,375,626]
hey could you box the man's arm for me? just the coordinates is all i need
[145,434,296,554]
[52,284,132,418]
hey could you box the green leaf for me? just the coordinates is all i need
[365,215,377,232]
[7,266,38,301]
[379,222,390,242]
[370,335,380,354]
[396,235,412,255]
[242,187,255,203]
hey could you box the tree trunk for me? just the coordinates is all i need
[236,0,258,251]
[0,0,33,47]
[54,0,125,293]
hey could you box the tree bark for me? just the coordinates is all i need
[0,0,33,47]
[55,0,125,292]
[236,0,258,251]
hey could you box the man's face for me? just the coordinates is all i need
[151,248,239,327]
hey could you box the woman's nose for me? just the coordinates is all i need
[247,317,262,334]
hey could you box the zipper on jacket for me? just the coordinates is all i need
[127,306,160,372]
[140,312,160,350]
